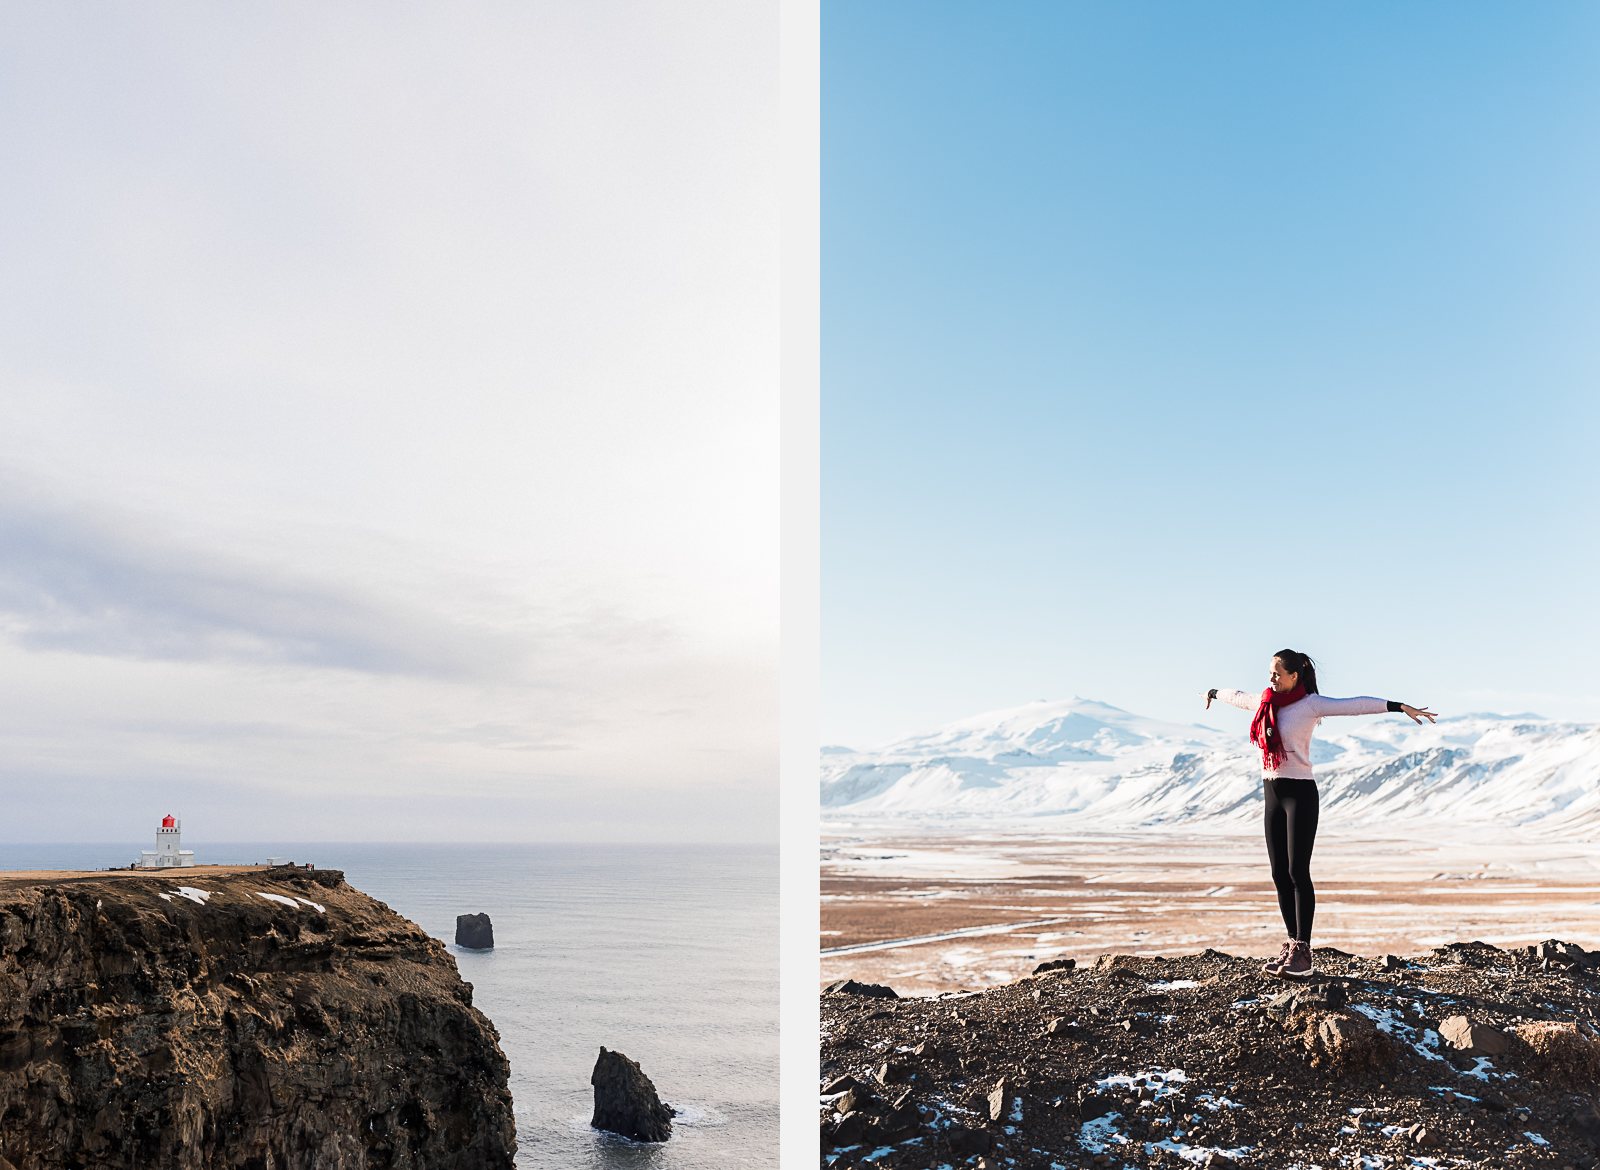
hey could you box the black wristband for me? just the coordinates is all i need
[1208,688,1218,701]
[1386,700,1403,713]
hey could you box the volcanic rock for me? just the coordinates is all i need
[1033,958,1076,975]
[591,1046,675,1142]
[1439,1013,1511,1055]
[455,912,494,950]
[823,978,898,998]
[1265,982,1347,1024]
[987,1076,1012,1122]
[821,938,1600,1167]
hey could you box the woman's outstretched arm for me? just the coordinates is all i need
[1202,687,1259,712]
[1309,695,1439,724]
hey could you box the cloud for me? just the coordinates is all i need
[0,489,518,680]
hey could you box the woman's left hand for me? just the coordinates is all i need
[1400,704,1438,724]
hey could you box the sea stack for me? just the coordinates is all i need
[590,1047,675,1142]
[456,912,494,949]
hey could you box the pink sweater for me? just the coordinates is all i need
[1215,689,1389,780]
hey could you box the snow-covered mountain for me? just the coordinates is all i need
[821,697,1600,834]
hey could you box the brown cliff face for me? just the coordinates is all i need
[0,867,516,1170]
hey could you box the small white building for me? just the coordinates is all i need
[135,814,196,869]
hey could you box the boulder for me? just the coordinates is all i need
[1407,1123,1443,1148]
[590,1047,675,1142]
[1439,1014,1511,1055]
[821,1073,857,1095]
[455,913,494,950]
[1292,1009,1396,1076]
[1537,939,1594,969]
[987,1077,1012,1123]
[880,1098,921,1142]
[1265,983,1346,1025]
[826,1110,871,1148]
[1091,954,1140,975]
[823,978,898,999]
[948,1124,993,1155]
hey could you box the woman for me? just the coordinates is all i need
[1204,649,1437,979]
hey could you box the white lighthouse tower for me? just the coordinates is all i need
[136,814,197,869]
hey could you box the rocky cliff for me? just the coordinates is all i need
[0,866,515,1170]
[821,940,1600,1169]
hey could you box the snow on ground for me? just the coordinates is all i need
[255,892,314,910]
[1349,1003,1448,1064]
[1093,1068,1188,1100]
[157,887,217,905]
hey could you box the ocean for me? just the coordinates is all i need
[0,841,778,1170]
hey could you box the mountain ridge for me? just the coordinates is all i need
[821,697,1600,834]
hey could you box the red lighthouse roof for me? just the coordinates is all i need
[161,814,176,828]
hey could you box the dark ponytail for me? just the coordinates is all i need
[1274,648,1319,694]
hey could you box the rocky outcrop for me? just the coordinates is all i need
[591,1046,674,1142]
[821,939,1600,1168]
[0,867,516,1170]
[823,979,897,999]
[454,913,494,950]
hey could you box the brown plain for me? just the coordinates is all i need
[822,829,1600,996]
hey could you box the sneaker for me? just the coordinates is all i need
[1261,938,1296,977]
[1280,940,1315,979]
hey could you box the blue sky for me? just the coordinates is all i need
[824,2,1600,747]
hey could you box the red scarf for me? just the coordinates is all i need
[1250,684,1306,771]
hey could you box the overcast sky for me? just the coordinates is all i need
[0,3,776,844]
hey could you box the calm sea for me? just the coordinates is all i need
[0,841,778,1170]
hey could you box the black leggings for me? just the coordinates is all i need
[1264,777,1320,943]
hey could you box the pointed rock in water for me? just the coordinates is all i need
[455,912,494,950]
[591,1047,675,1142]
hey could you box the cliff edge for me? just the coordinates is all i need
[0,866,515,1170]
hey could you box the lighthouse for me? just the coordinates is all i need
[135,814,197,869]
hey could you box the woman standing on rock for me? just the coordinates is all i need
[1204,649,1437,980]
